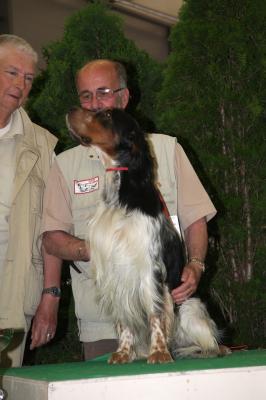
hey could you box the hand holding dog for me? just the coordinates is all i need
[171,262,202,304]
[172,217,208,304]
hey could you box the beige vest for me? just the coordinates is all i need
[0,108,57,330]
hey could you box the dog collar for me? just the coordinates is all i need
[106,167,128,172]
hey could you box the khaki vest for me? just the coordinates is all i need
[0,108,57,330]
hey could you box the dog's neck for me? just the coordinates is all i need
[94,140,162,217]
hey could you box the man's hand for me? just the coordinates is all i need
[30,295,59,349]
[172,217,208,304]
[171,262,203,305]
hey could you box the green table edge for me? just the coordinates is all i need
[0,349,265,383]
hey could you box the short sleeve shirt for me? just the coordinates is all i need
[41,135,216,236]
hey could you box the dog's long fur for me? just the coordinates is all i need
[67,107,222,364]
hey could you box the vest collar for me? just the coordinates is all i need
[11,108,41,202]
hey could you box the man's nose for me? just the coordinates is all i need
[14,74,26,89]
[91,94,102,111]
[81,98,103,112]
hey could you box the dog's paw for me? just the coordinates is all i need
[108,351,133,364]
[147,350,174,364]
[218,344,232,356]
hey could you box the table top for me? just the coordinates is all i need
[1,349,265,383]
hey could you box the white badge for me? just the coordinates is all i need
[74,177,99,194]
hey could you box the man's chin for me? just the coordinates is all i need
[3,104,18,116]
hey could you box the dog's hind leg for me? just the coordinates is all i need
[108,323,136,364]
[147,315,173,364]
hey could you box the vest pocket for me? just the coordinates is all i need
[30,175,44,215]
[29,175,45,260]
[72,202,99,239]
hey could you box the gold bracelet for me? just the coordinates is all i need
[188,257,205,272]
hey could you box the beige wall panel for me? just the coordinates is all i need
[8,0,181,68]
[9,0,87,69]
[127,0,182,17]
[118,12,169,61]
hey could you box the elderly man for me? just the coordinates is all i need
[31,59,216,360]
[0,35,57,367]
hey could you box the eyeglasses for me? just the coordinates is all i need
[78,87,125,103]
[2,67,34,85]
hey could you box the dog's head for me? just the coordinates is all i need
[66,107,149,168]
[66,107,118,158]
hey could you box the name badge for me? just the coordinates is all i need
[74,177,99,194]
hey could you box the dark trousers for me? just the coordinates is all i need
[83,339,118,360]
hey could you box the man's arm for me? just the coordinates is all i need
[171,217,208,304]
[30,230,90,349]
[42,230,89,261]
[30,245,62,349]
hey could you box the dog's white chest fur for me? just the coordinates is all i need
[89,200,166,332]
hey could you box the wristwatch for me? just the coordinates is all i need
[42,286,61,297]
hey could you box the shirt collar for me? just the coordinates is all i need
[0,109,23,140]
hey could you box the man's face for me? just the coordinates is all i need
[0,45,35,118]
[76,62,129,112]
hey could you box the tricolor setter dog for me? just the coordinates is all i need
[66,107,224,364]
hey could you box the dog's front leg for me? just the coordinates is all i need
[108,324,136,364]
[148,315,173,364]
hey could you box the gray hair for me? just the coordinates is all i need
[113,61,127,88]
[0,34,38,65]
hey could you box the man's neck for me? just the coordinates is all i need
[0,110,13,129]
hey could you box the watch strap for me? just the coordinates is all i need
[42,286,61,297]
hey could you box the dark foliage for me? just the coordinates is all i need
[156,0,266,347]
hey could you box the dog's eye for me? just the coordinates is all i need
[104,110,112,120]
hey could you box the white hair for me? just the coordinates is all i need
[0,34,38,65]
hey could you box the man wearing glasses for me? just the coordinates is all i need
[31,60,216,360]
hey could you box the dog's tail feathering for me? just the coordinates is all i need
[171,298,221,359]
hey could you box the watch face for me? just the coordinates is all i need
[43,287,61,297]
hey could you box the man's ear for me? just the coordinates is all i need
[121,88,130,109]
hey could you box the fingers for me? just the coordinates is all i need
[30,325,56,350]
[172,264,201,304]
[30,296,59,350]
[172,283,193,304]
